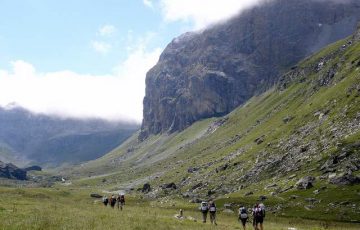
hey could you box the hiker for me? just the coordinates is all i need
[238,204,248,230]
[208,200,217,225]
[200,201,209,223]
[102,196,109,206]
[110,194,116,208]
[252,203,265,230]
[117,194,125,210]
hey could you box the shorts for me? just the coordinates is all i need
[240,218,247,226]
[253,217,264,225]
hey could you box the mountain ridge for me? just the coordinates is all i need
[140,0,360,139]
[0,106,139,167]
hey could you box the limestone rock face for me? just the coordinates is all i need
[140,0,360,139]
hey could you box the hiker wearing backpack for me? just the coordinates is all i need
[117,194,125,210]
[252,203,264,230]
[199,201,209,223]
[238,204,248,230]
[102,196,109,206]
[208,200,217,225]
[110,194,116,208]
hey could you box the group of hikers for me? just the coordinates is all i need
[199,201,265,230]
[101,193,265,229]
[102,194,125,210]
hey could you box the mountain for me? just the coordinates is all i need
[68,26,360,222]
[140,0,360,140]
[0,106,139,167]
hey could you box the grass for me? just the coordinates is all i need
[0,186,359,230]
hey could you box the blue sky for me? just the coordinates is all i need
[0,0,259,122]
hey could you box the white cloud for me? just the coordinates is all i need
[160,0,262,30]
[0,46,161,122]
[143,0,154,8]
[98,24,117,37]
[91,41,112,54]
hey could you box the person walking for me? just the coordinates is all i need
[252,203,264,230]
[238,204,248,230]
[102,196,109,206]
[110,194,116,208]
[208,200,217,225]
[117,194,125,211]
[200,201,209,223]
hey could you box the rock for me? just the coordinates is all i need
[191,183,203,191]
[339,201,350,206]
[313,190,320,195]
[296,176,315,190]
[223,209,234,214]
[244,191,253,196]
[189,198,201,203]
[283,116,294,123]
[255,136,265,145]
[218,163,229,171]
[259,195,267,201]
[142,183,151,193]
[265,183,278,189]
[90,193,102,198]
[161,183,177,190]
[305,198,317,203]
[187,216,197,222]
[329,173,360,185]
[288,174,297,180]
[187,167,199,173]
[23,165,42,171]
[0,161,27,180]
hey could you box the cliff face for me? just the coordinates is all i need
[140,0,360,139]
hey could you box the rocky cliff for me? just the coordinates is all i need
[140,0,360,139]
[0,161,27,180]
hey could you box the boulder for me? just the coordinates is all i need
[259,195,267,201]
[90,193,102,198]
[329,173,360,185]
[255,136,265,145]
[296,176,315,190]
[142,183,151,193]
[244,191,253,196]
[161,183,177,190]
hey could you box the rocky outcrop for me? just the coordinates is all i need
[0,161,27,180]
[23,165,42,172]
[140,0,360,139]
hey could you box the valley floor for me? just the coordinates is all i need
[0,187,359,230]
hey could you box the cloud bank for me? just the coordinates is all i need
[0,47,161,122]
[160,0,263,29]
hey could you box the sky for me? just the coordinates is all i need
[0,0,261,122]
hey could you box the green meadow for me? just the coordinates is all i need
[0,186,359,230]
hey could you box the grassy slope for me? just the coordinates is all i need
[63,32,360,223]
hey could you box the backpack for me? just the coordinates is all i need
[254,207,263,218]
[239,207,248,219]
[209,204,216,212]
[200,202,208,212]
